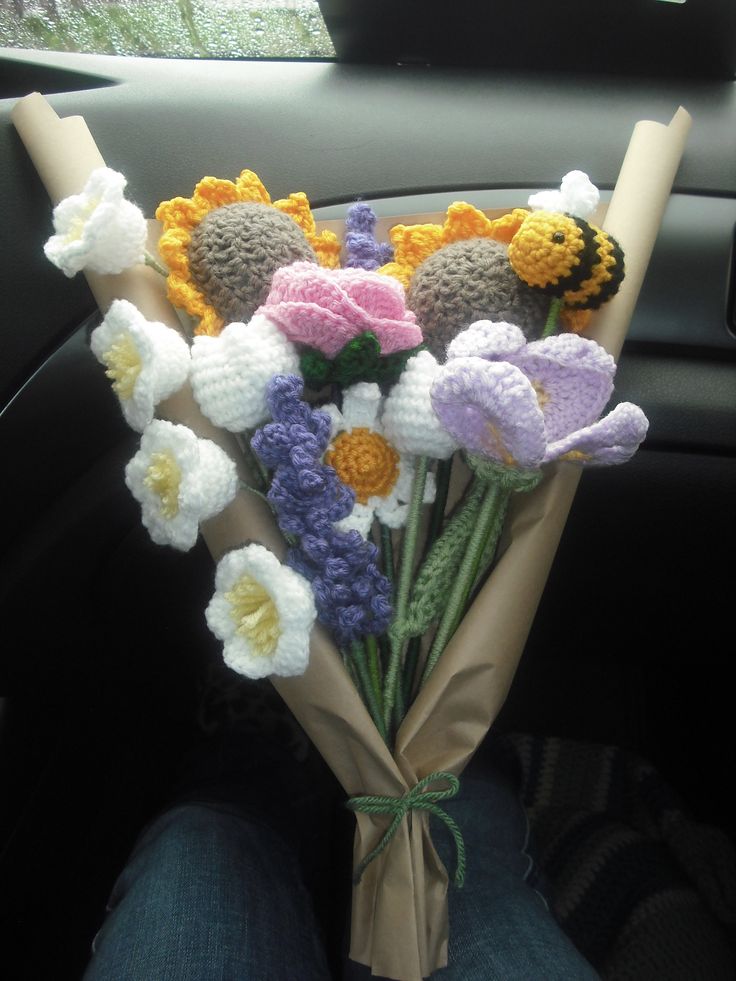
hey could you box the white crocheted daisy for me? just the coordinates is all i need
[125,420,238,551]
[90,299,190,432]
[44,168,148,277]
[206,544,315,679]
[382,350,459,460]
[190,313,299,432]
[323,382,435,537]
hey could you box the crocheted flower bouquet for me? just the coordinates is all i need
[14,93,691,981]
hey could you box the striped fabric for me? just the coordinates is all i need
[499,733,736,980]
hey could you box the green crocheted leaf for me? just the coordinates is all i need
[300,349,331,389]
[301,336,427,390]
[333,332,382,386]
[401,478,486,639]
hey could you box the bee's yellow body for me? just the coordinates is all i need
[507,211,625,310]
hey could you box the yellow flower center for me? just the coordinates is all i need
[531,379,550,409]
[144,451,181,519]
[225,575,281,658]
[325,428,400,505]
[484,423,517,467]
[559,449,592,462]
[102,333,142,400]
[64,197,99,243]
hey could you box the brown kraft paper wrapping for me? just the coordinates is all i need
[12,93,691,981]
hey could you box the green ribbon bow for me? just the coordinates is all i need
[346,771,466,887]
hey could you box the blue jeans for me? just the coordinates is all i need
[83,740,599,980]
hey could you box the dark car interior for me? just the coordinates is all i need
[1,2,735,978]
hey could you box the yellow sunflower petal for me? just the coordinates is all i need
[158,228,192,276]
[443,202,494,243]
[155,196,202,231]
[275,192,316,235]
[235,170,272,205]
[310,229,342,269]
[193,177,241,211]
[487,208,529,244]
[560,307,593,334]
[195,307,225,337]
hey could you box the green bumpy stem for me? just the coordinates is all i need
[542,296,564,338]
[382,456,429,736]
[144,250,169,277]
[351,639,388,745]
[421,481,508,686]
[380,523,395,593]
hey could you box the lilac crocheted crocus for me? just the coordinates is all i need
[431,323,648,469]
[251,375,392,644]
[344,203,394,270]
[258,261,422,358]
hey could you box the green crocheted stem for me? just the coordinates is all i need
[380,523,395,591]
[425,456,453,550]
[346,771,466,888]
[350,639,388,745]
[144,250,168,278]
[401,634,422,708]
[382,456,429,736]
[421,481,508,686]
[542,296,563,338]
[365,634,383,702]
[236,433,269,493]
[471,492,511,594]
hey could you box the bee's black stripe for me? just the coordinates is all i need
[546,216,598,300]
[585,233,625,310]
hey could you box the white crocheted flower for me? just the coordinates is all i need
[90,299,190,432]
[527,170,600,220]
[190,313,299,432]
[382,350,459,460]
[44,167,147,277]
[205,544,315,679]
[323,382,435,537]
[125,420,238,551]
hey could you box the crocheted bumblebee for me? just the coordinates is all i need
[505,170,625,311]
[506,210,624,311]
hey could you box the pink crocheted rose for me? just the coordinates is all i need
[258,261,422,358]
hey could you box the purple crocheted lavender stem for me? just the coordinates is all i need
[344,203,394,271]
[251,374,393,643]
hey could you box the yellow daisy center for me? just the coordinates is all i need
[326,429,400,505]
[144,451,181,519]
[225,575,281,658]
[102,333,142,400]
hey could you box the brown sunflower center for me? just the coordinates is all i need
[188,202,317,324]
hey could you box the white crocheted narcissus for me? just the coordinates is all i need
[382,350,459,460]
[205,544,315,679]
[125,419,238,551]
[90,299,190,432]
[44,168,148,277]
[190,313,299,432]
[322,382,435,538]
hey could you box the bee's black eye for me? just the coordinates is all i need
[552,231,565,244]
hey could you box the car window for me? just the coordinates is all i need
[0,0,335,59]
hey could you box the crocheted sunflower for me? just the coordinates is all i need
[156,170,341,336]
[379,202,604,355]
